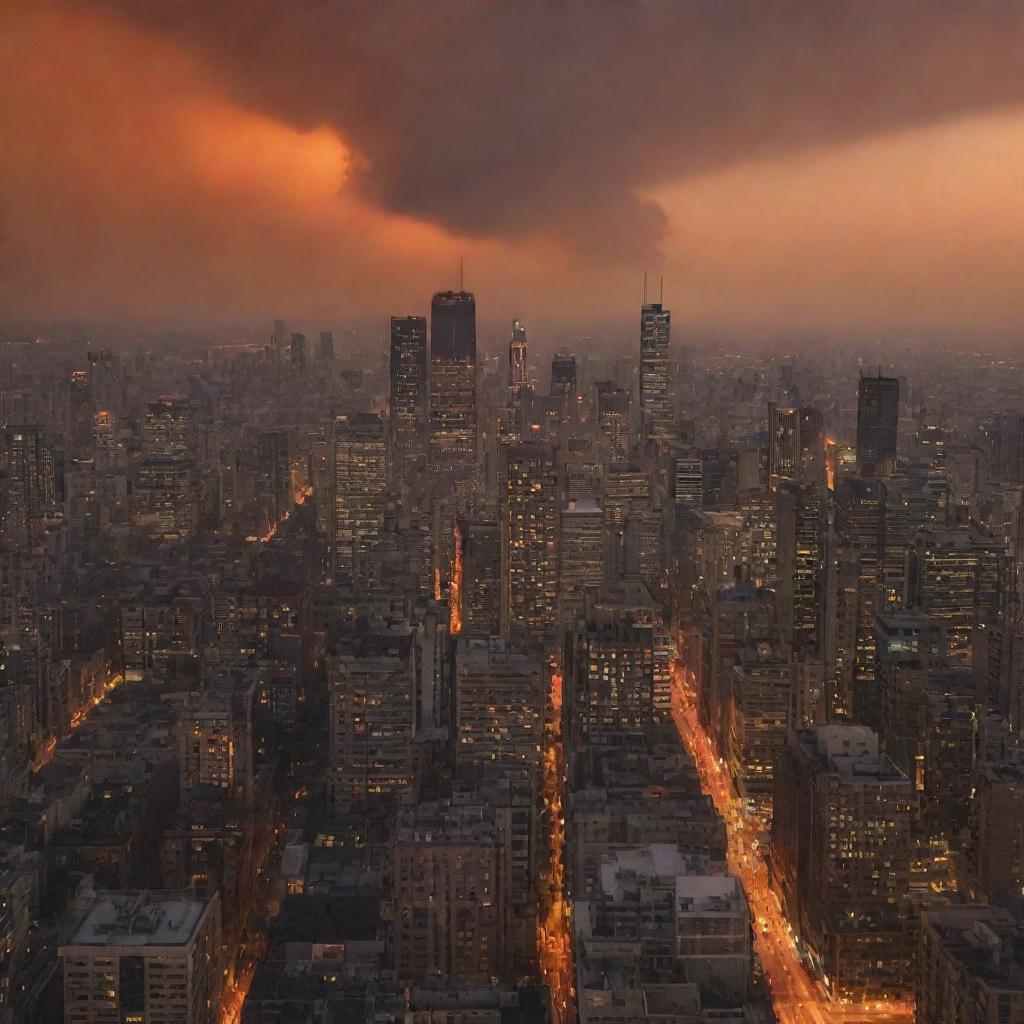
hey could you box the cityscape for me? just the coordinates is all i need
[4,3,1024,1024]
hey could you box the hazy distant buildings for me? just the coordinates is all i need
[596,381,631,463]
[509,319,528,397]
[551,350,577,399]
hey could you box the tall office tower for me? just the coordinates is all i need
[987,412,1024,482]
[288,332,307,374]
[550,350,577,398]
[771,725,914,1001]
[856,372,900,472]
[596,381,631,463]
[674,453,703,508]
[178,685,255,806]
[333,412,387,588]
[389,315,428,480]
[908,526,1005,666]
[834,477,885,722]
[918,906,1024,1024]
[459,510,502,636]
[768,403,800,481]
[798,406,825,486]
[1,425,58,544]
[393,800,510,985]
[502,444,559,651]
[776,480,825,654]
[318,330,335,363]
[254,430,291,524]
[725,641,793,817]
[328,622,416,809]
[135,398,196,539]
[559,498,605,627]
[92,410,118,471]
[454,636,543,774]
[272,317,286,350]
[509,319,528,397]
[144,397,192,461]
[739,489,778,585]
[60,891,223,1024]
[639,302,672,448]
[429,290,478,472]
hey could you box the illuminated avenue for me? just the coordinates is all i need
[671,663,914,1024]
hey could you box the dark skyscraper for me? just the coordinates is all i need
[550,351,577,399]
[389,315,428,480]
[639,301,672,448]
[856,373,900,471]
[429,291,477,472]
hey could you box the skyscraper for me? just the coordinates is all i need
[430,291,477,472]
[502,444,559,651]
[550,351,577,399]
[596,381,631,463]
[318,330,335,363]
[389,315,428,480]
[509,319,528,397]
[856,373,900,471]
[768,404,800,481]
[639,301,672,448]
[333,412,387,588]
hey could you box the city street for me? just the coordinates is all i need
[670,662,913,1024]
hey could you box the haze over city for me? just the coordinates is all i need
[6,1,1024,336]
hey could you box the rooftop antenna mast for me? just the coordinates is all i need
[643,272,648,305]
[460,256,464,292]
[659,276,664,305]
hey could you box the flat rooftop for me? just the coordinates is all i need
[65,891,210,948]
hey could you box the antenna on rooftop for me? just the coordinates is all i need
[460,256,464,292]
[660,276,664,305]
[643,272,648,305]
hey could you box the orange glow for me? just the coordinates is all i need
[538,662,574,1024]
[433,567,442,603]
[449,523,463,635]
[257,483,312,542]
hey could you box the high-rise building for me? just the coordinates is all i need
[392,801,510,984]
[92,410,118,471]
[550,350,577,399]
[559,498,605,627]
[459,510,502,636]
[596,381,630,463]
[639,302,672,448]
[856,373,900,471]
[1,425,58,543]
[768,404,801,482]
[775,480,825,654]
[771,725,914,1000]
[328,621,416,809]
[143,398,192,462]
[60,891,222,1024]
[674,453,703,508]
[318,330,335,363]
[134,399,195,539]
[509,319,528,397]
[909,526,1005,666]
[502,444,559,651]
[454,636,543,774]
[430,291,477,472]
[333,412,387,588]
[288,332,307,374]
[389,315,428,479]
[179,685,255,806]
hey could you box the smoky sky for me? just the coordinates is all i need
[6,1,1024,332]
[86,0,1024,257]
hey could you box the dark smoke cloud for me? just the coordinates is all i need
[85,0,1024,259]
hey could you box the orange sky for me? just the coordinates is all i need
[4,1,1024,338]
